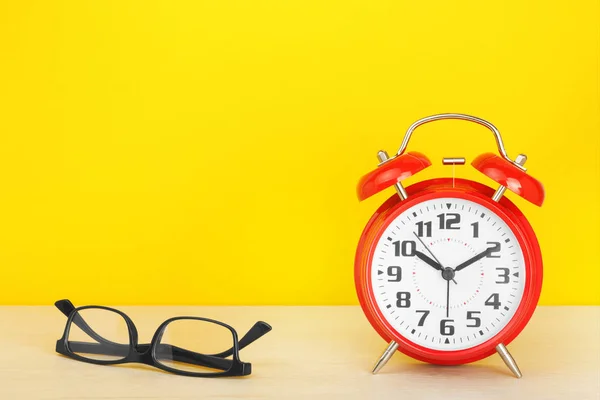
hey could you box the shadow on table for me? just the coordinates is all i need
[377,342,548,379]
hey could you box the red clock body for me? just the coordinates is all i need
[355,178,543,365]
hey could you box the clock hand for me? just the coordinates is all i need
[445,279,450,318]
[415,251,443,271]
[413,232,444,266]
[453,248,491,272]
[412,232,457,284]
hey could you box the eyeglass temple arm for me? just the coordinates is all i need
[210,321,272,358]
[152,344,233,370]
[55,299,123,347]
[66,341,233,371]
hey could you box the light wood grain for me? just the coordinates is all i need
[0,306,598,399]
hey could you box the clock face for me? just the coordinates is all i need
[370,197,526,351]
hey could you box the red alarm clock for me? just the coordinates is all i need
[355,114,544,378]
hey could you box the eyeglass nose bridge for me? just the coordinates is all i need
[129,343,155,365]
[126,321,156,362]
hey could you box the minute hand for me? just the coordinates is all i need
[454,249,491,272]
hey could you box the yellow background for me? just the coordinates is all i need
[0,1,598,305]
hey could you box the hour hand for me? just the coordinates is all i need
[415,251,443,271]
[454,249,490,272]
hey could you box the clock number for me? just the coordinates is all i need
[437,213,461,230]
[471,222,479,238]
[415,221,432,237]
[484,293,501,310]
[486,242,501,258]
[466,311,482,327]
[416,310,430,326]
[393,240,416,257]
[495,267,510,284]
[396,292,411,308]
[440,319,455,336]
[387,266,402,282]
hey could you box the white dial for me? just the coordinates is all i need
[370,197,525,351]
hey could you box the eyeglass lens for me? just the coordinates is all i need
[67,308,130,361]
[154,319,234,374]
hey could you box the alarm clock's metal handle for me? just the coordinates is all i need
[397,113,526,171]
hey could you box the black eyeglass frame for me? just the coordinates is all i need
[54,299,271,377]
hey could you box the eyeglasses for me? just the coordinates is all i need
[54,299,272,377]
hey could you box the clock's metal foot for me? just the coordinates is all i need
[496,343,522,378]
[372,340,399,374]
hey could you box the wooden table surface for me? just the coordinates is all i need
[0,306,598,399]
